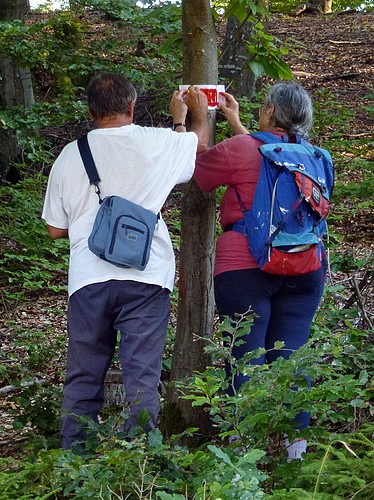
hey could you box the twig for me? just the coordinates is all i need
[0,291,9,316]
[328,40,365,44]
[0,379,47,395]
[218,11,253,63]
[321,72,361,82]
[345,270,373,308]
[350,275,373,329]
[350,481,374,499]
[0,437,29,447]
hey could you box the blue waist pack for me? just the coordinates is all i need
[78,134,159,271]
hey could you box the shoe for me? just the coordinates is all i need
[284,436,307,461]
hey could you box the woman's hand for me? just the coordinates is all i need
[218,91,248,135]
[218,91,239,117]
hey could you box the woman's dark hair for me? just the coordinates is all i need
[87,73,137,119]
[265,81,313,138]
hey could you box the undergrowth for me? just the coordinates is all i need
[0,302,373,498]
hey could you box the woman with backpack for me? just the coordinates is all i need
[193,81,334,460]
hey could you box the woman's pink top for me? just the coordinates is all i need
[193,131,284,278]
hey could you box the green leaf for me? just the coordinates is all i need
[225,0,255,22]
[248,60,266,78]
[191,397,210,406]
[156,493,186,499]
[271,58,293,79]
[148,428,163,447]
[207,445,234,467]
[350,398,366,407]
[137,408,150,428]
[159,33,182,54]
[237,448,266,465]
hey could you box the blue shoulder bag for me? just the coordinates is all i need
[78,134,159,271]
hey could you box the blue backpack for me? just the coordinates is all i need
[232,132,334,275]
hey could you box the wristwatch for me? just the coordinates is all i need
[172,123,186,131]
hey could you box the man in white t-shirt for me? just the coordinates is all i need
[42,73,209,450]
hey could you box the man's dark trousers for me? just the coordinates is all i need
[60,279,170,450]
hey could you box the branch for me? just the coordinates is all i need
[345,271,373,329]
[341,133,372,138]
[321,72,361,82]
[328,40,365,45]
[345,270,372,308]
[0,379,47,396]
[0,437,29,447]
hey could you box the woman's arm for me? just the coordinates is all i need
[218,92,248,135]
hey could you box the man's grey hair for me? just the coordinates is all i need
[87,73,137,120]
[264,81,313,138]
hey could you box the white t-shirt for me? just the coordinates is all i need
[42,124,198,296]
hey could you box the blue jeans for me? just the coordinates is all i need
[214,267,326,428]
[61,280,170,450]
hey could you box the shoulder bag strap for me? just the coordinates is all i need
[77,134,103,203]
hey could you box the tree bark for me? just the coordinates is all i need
[219,1,269,98]
[0,0,29,21]
[219,16,257,98]
[0,0,34,181]
[164,0,217,439]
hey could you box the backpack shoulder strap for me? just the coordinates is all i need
[250,131,308,146]
[77,133,102,203]
[250,131,281,144]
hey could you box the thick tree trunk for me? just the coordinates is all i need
[0,59,35,109]
[0,0,34,181]
[0,0,29,20]
[164,0,218,439]
[219,16,257,98]
[219,1,269,98]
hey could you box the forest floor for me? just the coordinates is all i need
[269,9,373,243]
[0,9,373,459]
[268,10,373,331]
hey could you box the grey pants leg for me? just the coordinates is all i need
[61,280,170,449]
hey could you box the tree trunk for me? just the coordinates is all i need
[163,0,217,439]
[219,16,257,98]
[0,0,29,20]
[0,0,34,182]
[219,1,269,98]
[0,59,35,109]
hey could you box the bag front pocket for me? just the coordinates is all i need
[106,214,151,270]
